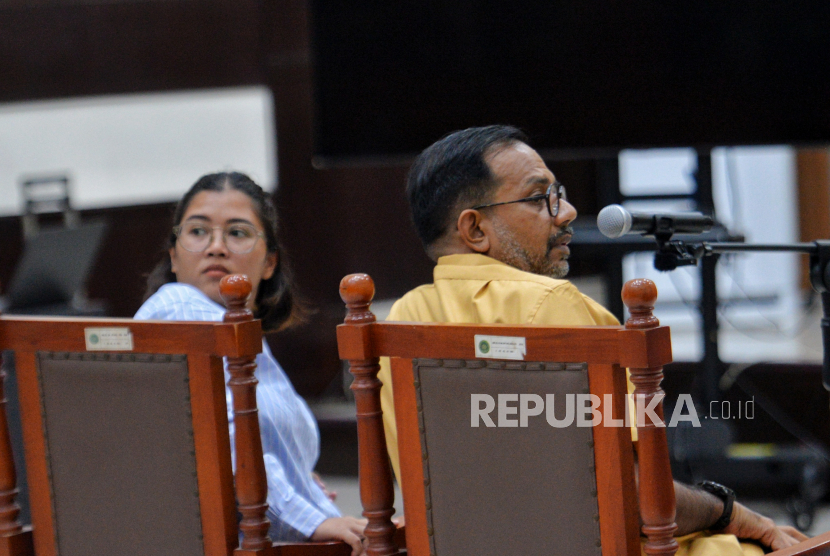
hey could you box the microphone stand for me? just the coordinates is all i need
[654,238,830,391]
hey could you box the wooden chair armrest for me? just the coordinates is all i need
[248,522,406,555]
[237,541,352,556]
[768,531,830,556]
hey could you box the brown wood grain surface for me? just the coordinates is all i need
[391,357,429,556]
[236,542,352,556]
[0,363,24,538]
[588,363,641,556]
[0,336,32,556]
[188,354,238,556]
[12,351,55,556]
[624,278,679,556]
[338,320,672,369]
[223,277,273,550]
[0,318,262,359]
[768,530,830,556]
[340,274,403,556]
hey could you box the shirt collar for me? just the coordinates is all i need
[436,253,511,268]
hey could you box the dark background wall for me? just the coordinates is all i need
[0,0,613,397]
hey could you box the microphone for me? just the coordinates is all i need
[597,204,714,238]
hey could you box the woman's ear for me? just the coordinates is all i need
[456,209,491,254]
[168,247,178,275]
[262,251,278,281]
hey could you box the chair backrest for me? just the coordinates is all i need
[0,275,349,556]
[337,274,679,556]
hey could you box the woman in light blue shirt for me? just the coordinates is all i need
[135,171,365,556]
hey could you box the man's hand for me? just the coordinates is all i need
[722,502,809,551]
[673,480,811,549]
[311,516,368,556]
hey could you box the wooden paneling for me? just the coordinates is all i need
[0,0,264,103]
[261,0,433,396]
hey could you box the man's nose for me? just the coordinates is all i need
[555,199,577,227]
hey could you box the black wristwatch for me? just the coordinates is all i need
[697,481,736,530]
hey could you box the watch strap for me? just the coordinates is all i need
[697,481,736,530]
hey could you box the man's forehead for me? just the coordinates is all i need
[486,142,555,187]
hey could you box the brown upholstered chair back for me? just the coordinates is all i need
[340,274,830,556]
[35,352,205,556]
[0,275,351,556]
[0,314,253,556]
[337,274,678,556]
[412,358,601,556]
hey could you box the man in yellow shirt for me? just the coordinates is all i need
[378,125,807,555]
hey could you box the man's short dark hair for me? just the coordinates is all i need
[406,125,529,247]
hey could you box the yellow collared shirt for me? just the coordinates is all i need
[378,253,620,481]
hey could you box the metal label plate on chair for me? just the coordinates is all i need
[474,334,526,360]
[84,327,134,351]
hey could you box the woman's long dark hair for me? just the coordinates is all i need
[144,172,303,332]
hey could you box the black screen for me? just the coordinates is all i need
[310,1,830,160]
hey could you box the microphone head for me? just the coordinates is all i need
[597,204,632,238]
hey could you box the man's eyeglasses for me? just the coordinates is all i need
[471,182,567,218]
[173,222,265,254]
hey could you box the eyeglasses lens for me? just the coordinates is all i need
[178,223,259,254]
[553,184,567,217]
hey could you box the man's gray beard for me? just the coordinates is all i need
[492,220,570,279]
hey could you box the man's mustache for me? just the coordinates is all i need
[547,226,574,252]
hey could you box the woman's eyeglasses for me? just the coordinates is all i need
[173,222,265,254]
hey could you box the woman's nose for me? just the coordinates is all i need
[204,228,229,255]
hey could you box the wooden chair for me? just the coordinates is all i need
[337,273,830,556]
[0,275,349,556]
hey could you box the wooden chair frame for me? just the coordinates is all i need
[0,275,349,556]
[337,273,830,556]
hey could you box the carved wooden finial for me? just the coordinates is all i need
[220,274,253,323]
[340,273,376,324]
[622,278,659,329]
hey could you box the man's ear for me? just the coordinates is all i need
[456,209,491,254]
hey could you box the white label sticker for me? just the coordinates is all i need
[474,334,526,361]
[84,327,134,351]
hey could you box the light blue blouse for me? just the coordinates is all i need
[135,283,341,540]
